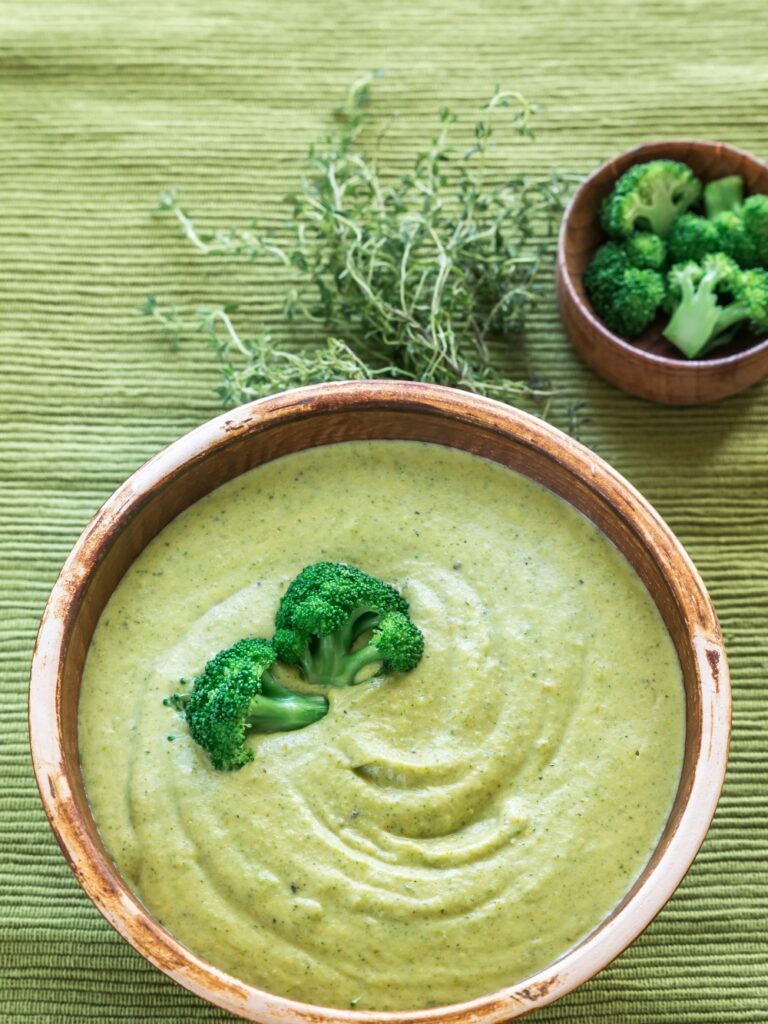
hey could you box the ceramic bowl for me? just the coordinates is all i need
[557,139,768,405]
[29,380,731,1022]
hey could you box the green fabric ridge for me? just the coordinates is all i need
[1,0,767,1021]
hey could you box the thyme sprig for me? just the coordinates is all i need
[148,75,579,408]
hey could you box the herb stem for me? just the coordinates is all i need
[147,77,578,411]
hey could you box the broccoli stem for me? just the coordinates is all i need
[664,268,747,358]
[301,633,345,685]
[298,608,383,687]
[666,302,744,358]
[301,633,383,687]
[338,608,381,647]
[632,191,683,238]
[246,690,328,732]
[336,644,385,686]
[260,669,309,701]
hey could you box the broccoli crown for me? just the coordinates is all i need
[583,241,665,338]
[583,241,626,304]
[713,210,759,269]
[741,194,768,266]
[667,213,720,266]
[733,267,768,333]
[703,175,744,219]
[600,160,702,240]
[180,637,328,771]
[663,253,749,358]
[273,562,424,687]
[624,231,667,271]
[369,611,426,673]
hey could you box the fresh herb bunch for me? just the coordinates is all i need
[147,74,578,406]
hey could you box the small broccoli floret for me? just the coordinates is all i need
[583,241,625,305]
[624,231,667,271]
[732,266,768,332]
[703,175,744,219]
[663,253,750,358]
[667,214,720,265]
[741,194,768,266]
[713,210,759,269]
[583,242,665,337]
[273,562,424,687]
[171,638,328,771]
[600,160,702,240]
[611,268,665,337]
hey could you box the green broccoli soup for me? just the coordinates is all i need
[79,440,685,1011]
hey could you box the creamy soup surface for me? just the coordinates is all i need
[79,440,684,1011]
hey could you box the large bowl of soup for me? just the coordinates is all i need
[29,380,730,1022]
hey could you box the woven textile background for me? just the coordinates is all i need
[1,1,767,1021]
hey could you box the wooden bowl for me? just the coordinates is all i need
[29,381,730,1022]
[557,140,768,404]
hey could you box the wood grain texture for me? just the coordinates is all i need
[557,141,768,405]
[29,382,731,1024]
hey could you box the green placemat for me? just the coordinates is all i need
[2,1,767,1020]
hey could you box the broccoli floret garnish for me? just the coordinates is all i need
[703,175,744,219]
[583,241,665,337]
[624,231,667,271]
[273,562,424,687]
[169,637,328,771]
[600,160,702,240]
[663,253,768,358]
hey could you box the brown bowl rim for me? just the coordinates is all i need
[28,380,731,1023]
[558,138,768,370]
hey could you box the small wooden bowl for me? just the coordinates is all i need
[557,140,768,404]
[29,381,730,1022]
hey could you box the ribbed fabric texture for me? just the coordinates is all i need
[1,1,767,1020]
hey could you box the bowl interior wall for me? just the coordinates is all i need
[62,404,700,963]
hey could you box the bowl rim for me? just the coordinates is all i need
[28,380,731,1023]
[558,137,768,369]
